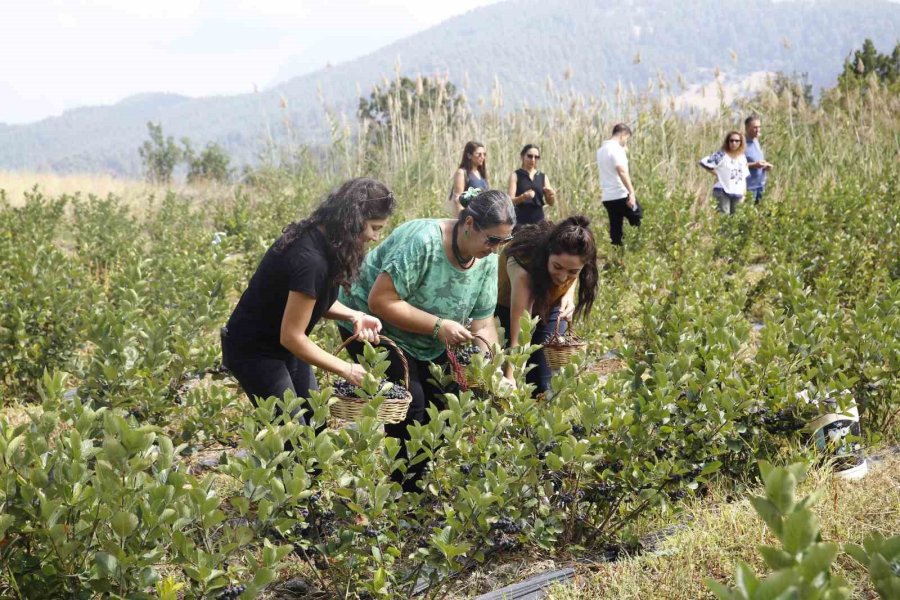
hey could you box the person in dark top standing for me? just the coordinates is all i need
[744,115,772,204]
[507,144,557,230]
[446,141,489,215]
[221,178,396,420]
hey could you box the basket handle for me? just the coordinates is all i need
[446,332,491,352]
[549,313,581,344]
[335,333,410,391]
[445,332,492,392]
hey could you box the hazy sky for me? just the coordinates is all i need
[0,0,502,125]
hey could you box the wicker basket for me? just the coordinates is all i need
[329,335,412,424]
[543,321,587,370]
[447,333,492,391]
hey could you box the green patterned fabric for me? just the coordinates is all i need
[338,219,498,360]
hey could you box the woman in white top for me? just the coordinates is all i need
[699,131,750,215]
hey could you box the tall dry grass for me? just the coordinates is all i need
[275,72,900,225]
[0,171,159,207]
[4,72,897,224]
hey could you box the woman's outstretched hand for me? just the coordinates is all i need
[353,312,382,343]
[559,297,576,322]
[343,362,366,386]
[437,319,473,345]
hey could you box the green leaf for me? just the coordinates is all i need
[877,533,900,559]
[785,462,808,485]
[111,510,138,538]
[799,542,839,581]
[705,577,744,600]
[758,460,775,485]
[795,488,824,511]
[783,509,818,554]
[750,496,784,538]
[766,468,797,514]
[95,552,118,576]
[751,570,798,600]
[758,545,796,570]
[102,437,127,464]
[701,461,723,476]
[4,435,23,463]
[841,543,868,566]
[870,554,900,598]
[735,561,760,596]
[0,514,15,538]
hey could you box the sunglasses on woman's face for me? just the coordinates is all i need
[728,138,742,143]
[525,154,541,159]
[484,232,515,246]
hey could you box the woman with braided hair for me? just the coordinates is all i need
[495,216,599,397]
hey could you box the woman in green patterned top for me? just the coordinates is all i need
[339,189,515,491]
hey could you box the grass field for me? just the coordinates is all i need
[546,453,900,599]
[0,170,156,206]
[1,76,898,599]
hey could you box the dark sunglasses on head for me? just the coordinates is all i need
[525,154,541,159]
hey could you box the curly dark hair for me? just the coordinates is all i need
[504,215,598,321]
[277,178,395,290]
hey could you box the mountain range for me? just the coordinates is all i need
[1,0,898,176]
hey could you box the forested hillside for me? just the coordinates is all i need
[1,0,897,175]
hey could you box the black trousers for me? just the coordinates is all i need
[339,328,450,492]
[495,304,566,397]
[221,328,317,423]
[603,197,641,246]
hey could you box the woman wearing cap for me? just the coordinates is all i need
[340,189,516,490]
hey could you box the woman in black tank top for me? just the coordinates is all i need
[447,141,489,215]
[507,144,556,228]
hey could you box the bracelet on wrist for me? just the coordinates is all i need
[432,317,444,339]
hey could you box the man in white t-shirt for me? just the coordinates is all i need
[596,123,639,246]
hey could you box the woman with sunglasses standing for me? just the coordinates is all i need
[446,141,489,215]
[338,189,516,491]
[496,216,598,397]
[507,144,556,230]
[699,131,750,215]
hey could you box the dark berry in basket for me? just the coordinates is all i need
[333,379,359,397]
[453,343,490,366]
[333,378,409,399]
